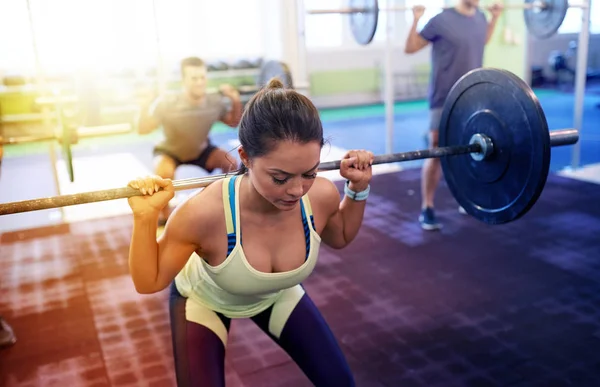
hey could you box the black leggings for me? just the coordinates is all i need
[168,282,355,386]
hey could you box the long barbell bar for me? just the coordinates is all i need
[307,0,586,15]
[0,128,578,216]
[310,0,589,43]
[308,2,542,15]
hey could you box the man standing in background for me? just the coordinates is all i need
[405,0,503,230]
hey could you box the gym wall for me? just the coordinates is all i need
[526,1,600,84]
[482,0,529,79]
[528,33,600,83]
[4,0,596,114]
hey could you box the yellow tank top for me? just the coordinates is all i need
[174,174,322,318]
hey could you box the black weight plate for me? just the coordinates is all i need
[258,60,294,89]
[524,0,568,39]
[349,0,378,45]
[438,68,551,225]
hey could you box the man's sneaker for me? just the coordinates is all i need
[458,206,467,215]
[419,207,442,231]
[0,317,17,348]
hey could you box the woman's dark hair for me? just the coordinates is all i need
[237,77,324,174]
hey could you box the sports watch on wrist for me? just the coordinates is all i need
[344,180,370,201]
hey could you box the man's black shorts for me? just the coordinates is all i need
[153,140,218,173]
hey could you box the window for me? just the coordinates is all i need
[187,0,264,59]
[593,0,600,33]
[0,1,36,75]
[304,0,344,47]
[594,0,600,33]
[373,0,390,42]
[26,0,156,74]
[558,0,599,34]
[558,7,581,34]
[0,0,266,77]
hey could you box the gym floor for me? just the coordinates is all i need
[1,86,600,386]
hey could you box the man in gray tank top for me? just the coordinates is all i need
[137,57,242,224]
[404,0,503,230]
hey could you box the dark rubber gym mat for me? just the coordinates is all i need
[1,169,600,386]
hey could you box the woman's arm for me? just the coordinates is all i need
[318,179,368,249]
[128,178,216,294]
[316,149,374,249]
[129,209,198,294]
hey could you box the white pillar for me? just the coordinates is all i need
[384,0,396,154]
[261,0,284,61]
[570,0,591,170]
[294,0,310,93]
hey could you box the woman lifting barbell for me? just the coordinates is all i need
[127,78,374,386]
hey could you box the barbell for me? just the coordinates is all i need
[0,67,580,225]
[307,0,586,45]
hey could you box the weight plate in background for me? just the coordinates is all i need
[524,0,568,39]
[258,60,294,89]
[349,0,379,45]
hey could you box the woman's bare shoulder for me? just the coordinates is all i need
[306,177,341,217]
[165,179,227,243]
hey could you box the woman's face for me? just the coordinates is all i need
[242,140,322,211]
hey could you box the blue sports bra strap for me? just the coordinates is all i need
[301,195,316,230]
[223,175,239,256]
[300,199,306,222]
[222,176,236,235]
[228,175,238,231]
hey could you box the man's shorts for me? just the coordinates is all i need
[429,107,443,131]
[153,140,218,173]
